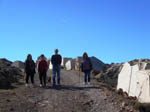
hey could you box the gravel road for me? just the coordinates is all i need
[0,70,132,112]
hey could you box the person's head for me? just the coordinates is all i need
[55,49,59,55]
[27,54,32,61]
[82,52,88,59]
[40,54,45,60]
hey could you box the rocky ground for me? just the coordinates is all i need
[0,69,139,112]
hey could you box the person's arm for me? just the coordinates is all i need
[38,61,41,72]
[80,62,83,72]
[24,60,27,73]
[33,60,36,73]
[51,55,54,65]
[45,60,48,71]
[59,55,62,65]
[89,58,93,71]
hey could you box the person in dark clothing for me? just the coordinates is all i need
[25,54,36,87]
[81,52,92,85]
[38,54,48,87]
[51,49,62,86]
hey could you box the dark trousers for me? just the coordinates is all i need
[26,73,34,84]
[84,70,91,83]
[39,71,47,86]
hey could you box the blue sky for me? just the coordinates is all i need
[0,0,150,63]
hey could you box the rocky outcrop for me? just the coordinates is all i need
[12,61,25,69]
[0,59,23,89]
[0,58,12,67]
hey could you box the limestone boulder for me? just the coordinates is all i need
[75,57,82,71]
[62,58,72,69]
[98,59,150,87]
[65,59,75,71]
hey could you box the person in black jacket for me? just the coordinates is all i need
[25,54,36,87]
[51,49,62,86]
[81,52,92,85]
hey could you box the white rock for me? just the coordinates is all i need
[117,62,150,103]
[65,59,75,70]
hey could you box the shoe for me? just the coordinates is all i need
[25,84,28,87]
[83,82,86,85]
[53,83,56,87]
[87,82,91,85]
[32,84,35,88]
[40,84,43,87]
[57,82,61,86]
[43,85,46,88]
[58,80,60,85]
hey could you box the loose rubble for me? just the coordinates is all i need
[97,63,123,87]
[12,61,25,69]
[0,59,23,89]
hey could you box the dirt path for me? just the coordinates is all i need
[0,70,124,112]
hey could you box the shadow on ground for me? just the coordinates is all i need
[42,85,100,91]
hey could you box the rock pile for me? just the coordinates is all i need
[98,59,150,87]
[0,59,23,89]
[128,59,150,70]
[98,63,123,87]
[0,58,12,67]
[12,61,25,69]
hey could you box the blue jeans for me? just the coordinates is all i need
[84,71,91,83]
[52,65,61,84]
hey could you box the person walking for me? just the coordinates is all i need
[51,49,62,86]
[25,54,36,87]
[81,52,92,85]
[38,54,48,87]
